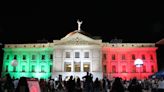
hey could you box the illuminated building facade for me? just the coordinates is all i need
[102,43,158,80]
[1,21,158,80]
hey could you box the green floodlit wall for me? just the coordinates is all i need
[1,47,53,79]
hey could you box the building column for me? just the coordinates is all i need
[90,62,92,72]
[81,62,83,72]
[71,61,74,72]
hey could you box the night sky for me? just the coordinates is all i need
[0,1,164,71]
[0,1,163,43]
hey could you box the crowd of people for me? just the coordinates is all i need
[0,72,164,92]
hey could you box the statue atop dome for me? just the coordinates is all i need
[77,19,82,31]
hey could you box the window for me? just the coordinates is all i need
[13,66,16,72]
[122,54,126,60]
[150,55,153,60]
[50,65,52,72]
[32,65,35,72]
[32,55,36,60]
[83,64,90,72]
[41,55,45,60]
[22,65,25,72]
[65,63,71,72]
[66,52,70,58]
[41,65,45,72]
[112,54,115,60]
[132,54,135,60]
[14,55,17,59]
[5,65,8,72]
[75,52,80,58]
[84,52,89,58]
[151,65,155,73]
[50,54,53,59]
[132,65,136,73]
[143,65,146,73]
[103,53,106,60]
[23,55,26,60]
[112,65,116,73]
[103,65,107,73]
[6,55,10,60]
[74,62,80,72]
[122,65,126,73]
[142,55,145,60]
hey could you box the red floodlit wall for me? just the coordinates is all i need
[102,47,158,80]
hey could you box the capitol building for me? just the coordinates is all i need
[1,20,158,80]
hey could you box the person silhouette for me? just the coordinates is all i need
[56,75,65,91]
[128,78,142,92]
[82,72,93,92]
[67,75,75,92]
[4,73,14,92]
[15,77,29,92]
[110,77,125,92]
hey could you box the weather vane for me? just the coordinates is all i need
[77,19,82,31]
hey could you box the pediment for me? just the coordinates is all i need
[54,32,102,45]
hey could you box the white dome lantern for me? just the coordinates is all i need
[134,59,143,67]
[11,59,18,66]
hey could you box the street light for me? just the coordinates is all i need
[134,59,143,80]
[11,59,18,73]
[11,59,18,67]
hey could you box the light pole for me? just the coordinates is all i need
[134,59,143,80]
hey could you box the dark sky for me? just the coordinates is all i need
[0,1,163,44]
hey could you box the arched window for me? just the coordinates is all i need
[32,65,35,72]
[112,54,116,60]
[41,55,45,60]
[22,65,25,72]
[50,54,53,59]
[23,55,26,60]
[14,55,17,59]
[41,65,45,72]
[83,63,90,72]
[151,65,155,73]
[5,65,8,72]
[103,65,107,73]
[75,52,80,58]
[32,55,36,60]
[50,65,52,72]
[132,65,136,73]
[66,52,70,58]
[74,62,80,72]
[142,55,145,60]
[6,55,10,60]
[103,53,106,60]
[122,54,126,60]
[132,54,135,60]
[65,63,71,72]
[112,65,116,73]
[143,65,146,73]
[84,52,89,58]
[13,66,16,72]
[150,54,153,60]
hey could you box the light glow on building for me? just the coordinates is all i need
[1,21,158,80]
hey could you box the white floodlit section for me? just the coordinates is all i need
[134,59,143,67]
[53,46,102,80]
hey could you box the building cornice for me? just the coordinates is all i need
[102,43,156,48]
